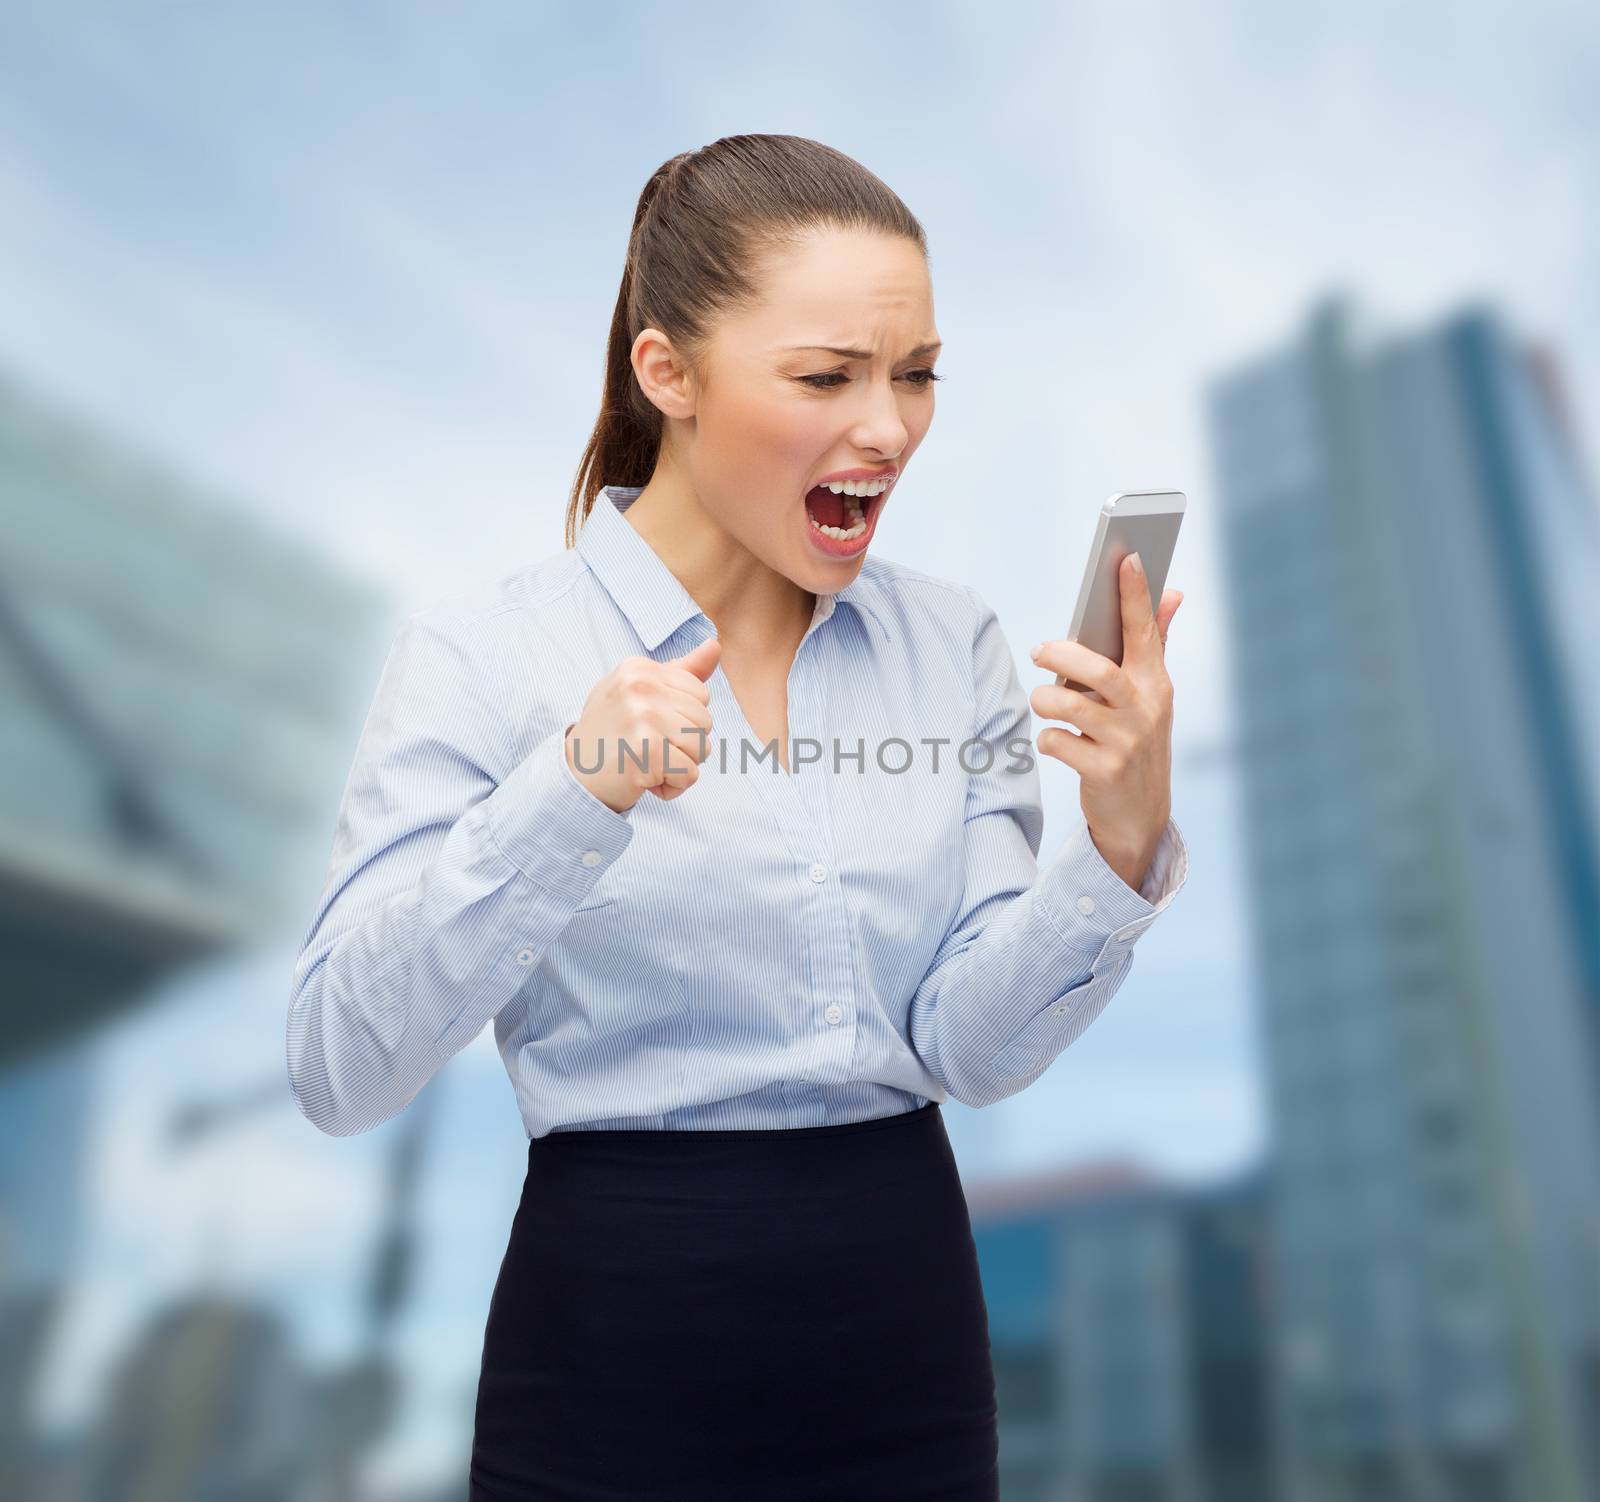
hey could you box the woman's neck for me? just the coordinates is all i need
[625,475,815,655]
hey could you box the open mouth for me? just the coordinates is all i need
[803,479,891,543]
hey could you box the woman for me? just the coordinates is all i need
[287,134,1187,1500]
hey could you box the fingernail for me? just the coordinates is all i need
[1030,642,1044,660]
[1129,552,1143,575]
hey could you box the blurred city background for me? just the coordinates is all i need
[1,3,1596,1500]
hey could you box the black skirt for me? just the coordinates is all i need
[468,1098,1000,1501]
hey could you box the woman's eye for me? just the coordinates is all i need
[799,369,943,390]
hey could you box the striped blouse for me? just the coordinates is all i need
[286,484,1189,1138]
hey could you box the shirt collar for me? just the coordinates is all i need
[575,485,893,652]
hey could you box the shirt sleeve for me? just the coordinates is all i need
[286,610,634,1137]
[906,587,1190,1109]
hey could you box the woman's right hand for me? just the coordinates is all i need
[563,635,722,812]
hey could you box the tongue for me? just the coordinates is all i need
[806,485,853,527]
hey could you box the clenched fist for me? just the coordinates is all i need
[563,635,722,813]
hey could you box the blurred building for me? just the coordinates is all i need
[970,1157,1275,1502]
[0,1041,96,1495]
[0,363,391,1065]
[0,363,392,1496]
[80,1294,310,1502]
[1206,297,1600,1502]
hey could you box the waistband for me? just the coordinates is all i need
[532,1098,939,1149]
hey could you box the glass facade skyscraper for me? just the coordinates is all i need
[1207,298,1600,1502]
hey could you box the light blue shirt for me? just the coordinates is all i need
[287,485,1189,1138]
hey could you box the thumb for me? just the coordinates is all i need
[669,633,722,680]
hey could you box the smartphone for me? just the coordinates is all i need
[1055,490,1185,695]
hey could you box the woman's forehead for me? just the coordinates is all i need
[739,265,935,347]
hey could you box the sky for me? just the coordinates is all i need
[3,0,1595,1487]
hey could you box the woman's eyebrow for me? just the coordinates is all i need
[783,341,942,359]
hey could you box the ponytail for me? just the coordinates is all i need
[565,153,692,548]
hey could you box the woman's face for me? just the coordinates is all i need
[636,225,940,590]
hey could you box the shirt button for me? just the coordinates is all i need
[809,862,828,883]
[515,948,535,966]
[824,1004,844,1024]
[1076,894,1097,916]
[580,850,602,867]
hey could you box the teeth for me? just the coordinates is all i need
[809,490,868,540]
[806,477,884,542]
[811,513,867,540]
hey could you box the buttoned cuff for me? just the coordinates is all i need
[483,723,634,903]
[1034,816,1189,974]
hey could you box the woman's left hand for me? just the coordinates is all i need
[1028,552,1184,894]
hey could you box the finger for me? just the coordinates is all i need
[608,716,713,778]
[1030,681,1114,738]
[625,682,715,738]
[652,745,705,799]
[660,718,713,768]
[657,755,700,792]
[1029,639,1129,707]
[626,733,703,790]
[656,665,714,702]
[1037,723,1106,776]
[665,634,722,682]
[1156,589,1183,648]
[658,688,715,735]
[1119,552,1159,668]
[1036,724,1083,772]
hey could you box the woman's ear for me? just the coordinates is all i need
[632,328,698,421]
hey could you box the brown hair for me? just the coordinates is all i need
[564,134,928,548]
